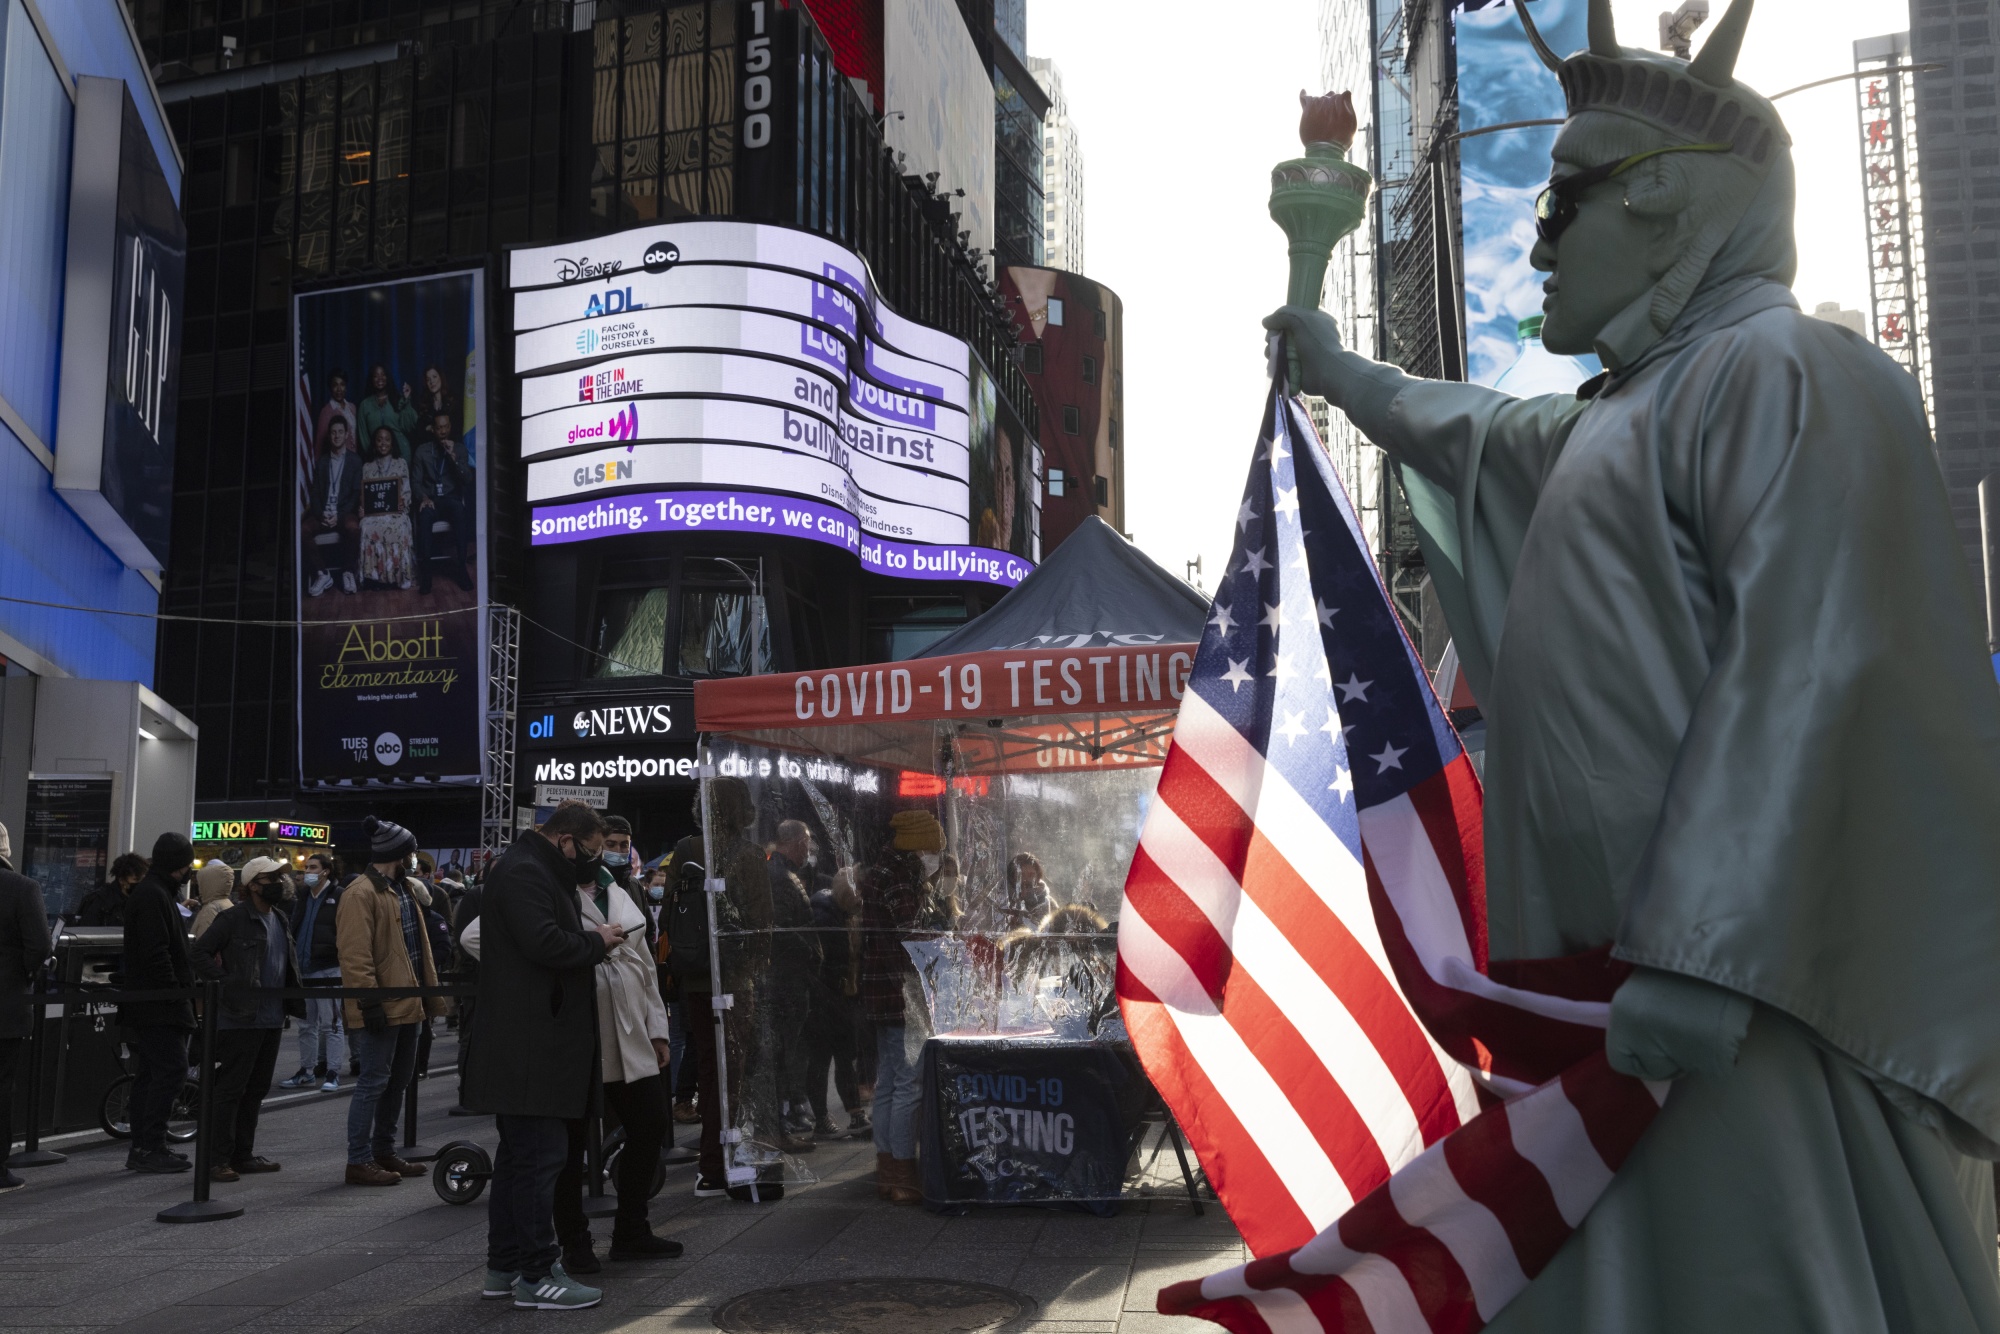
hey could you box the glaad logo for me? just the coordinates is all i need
[555,256,623,283]
[584,287,644,317]
[566,403,640,446]
[374,732,404,766]
[643,241,680,274]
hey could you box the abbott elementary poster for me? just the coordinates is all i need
[293,270,488,788]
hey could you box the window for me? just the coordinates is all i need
[1062,405,1081,434]
[1047,467,1067,497]
[1045,297,1064,327]
[1022,342,1043,374]
[1092,306,1107,338]
[678,557,768,677]
[1094,475,1110,506]
[588,587,669,677]
[1081,355,1096,384]
[865,596,966,662]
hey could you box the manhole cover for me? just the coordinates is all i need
[715,1278,1034,1334]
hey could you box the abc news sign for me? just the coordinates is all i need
[507,220,990,555]
[520,692,697,790]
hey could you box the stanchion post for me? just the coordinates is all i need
[158,978,243,1223]
[8,963,66,1168]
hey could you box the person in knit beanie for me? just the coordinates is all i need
[337,815,442,1187]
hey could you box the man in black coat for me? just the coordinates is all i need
[0,823,50,1194]
[462,802,619,1310]
[119,833,199,1174]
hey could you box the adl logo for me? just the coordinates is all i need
[584,287,643,317]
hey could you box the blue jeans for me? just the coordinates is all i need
[667,1000,693,1101]
[489,1113,567,1280]
[346,1023,417,1165]
[872,1024,921,1158]
[296,970,345,1076]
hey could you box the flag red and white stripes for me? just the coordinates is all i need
[295,368,315,509]
[1118,382,1665,1333]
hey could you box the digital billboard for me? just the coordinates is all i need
[1458,0,1599,388]
[293,270,489,789]
[508,220,1031,585]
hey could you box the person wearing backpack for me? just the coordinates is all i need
[280,853,345,1091]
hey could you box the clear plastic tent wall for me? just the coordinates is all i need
[692,645,1200,1205]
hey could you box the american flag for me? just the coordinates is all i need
[1117,370,1667,1333]
[295,365,315,509]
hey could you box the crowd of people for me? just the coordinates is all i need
[0,792,1108,1310]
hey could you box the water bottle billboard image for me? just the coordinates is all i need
[1458,0,1603,388]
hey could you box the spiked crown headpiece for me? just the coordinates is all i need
[1517,0,1789,169]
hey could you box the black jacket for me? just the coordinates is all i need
[118,871,196,1030]
[292,883,344,973]
[192,904,307,1026]
[75,883,128,928]
[460,833,607,1119]
[307,446,362,520]
[0,865,49,1041]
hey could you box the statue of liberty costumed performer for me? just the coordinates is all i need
[1267,0,2000,1327]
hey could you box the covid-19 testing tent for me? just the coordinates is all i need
[691,520,1209,1210]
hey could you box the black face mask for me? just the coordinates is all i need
[565,841,602,883]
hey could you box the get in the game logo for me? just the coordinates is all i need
[578,366,646,404]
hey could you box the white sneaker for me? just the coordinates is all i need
[398,579,412,590]
[307,571,333,598]
[340,572,357,594]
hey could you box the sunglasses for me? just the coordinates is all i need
[1534,143,1732,245]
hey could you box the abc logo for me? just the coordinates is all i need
[374,733,404,766]
[643,241,679,274]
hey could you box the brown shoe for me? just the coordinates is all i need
[672,1100,700,1124]
[208,1164,240,1183]
[375,1154,426,1179]
[345,1161,402,1187]
[886,1158,922,1206]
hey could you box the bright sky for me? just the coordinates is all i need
[1026,0,1909,593]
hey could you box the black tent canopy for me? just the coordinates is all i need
[917,517,1209,657]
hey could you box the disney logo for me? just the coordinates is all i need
[554,256,624,283]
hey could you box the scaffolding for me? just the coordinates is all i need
[481,602,521,859]
[1854,32,1932,423]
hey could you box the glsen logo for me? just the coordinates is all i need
[584,287,644,317]
[374,732,404,766]
[643,241,680,274]
[577,367,643,404]
[566,403,639,446]
[573,458,635,487]
[555,256,623,283]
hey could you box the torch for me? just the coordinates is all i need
[1271,92,1372,382]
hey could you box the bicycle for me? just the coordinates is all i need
[99,1064,200,1143]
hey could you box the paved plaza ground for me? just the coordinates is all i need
[0,1036,1242,1334]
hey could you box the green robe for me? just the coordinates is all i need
[1338,273,2000,1328]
